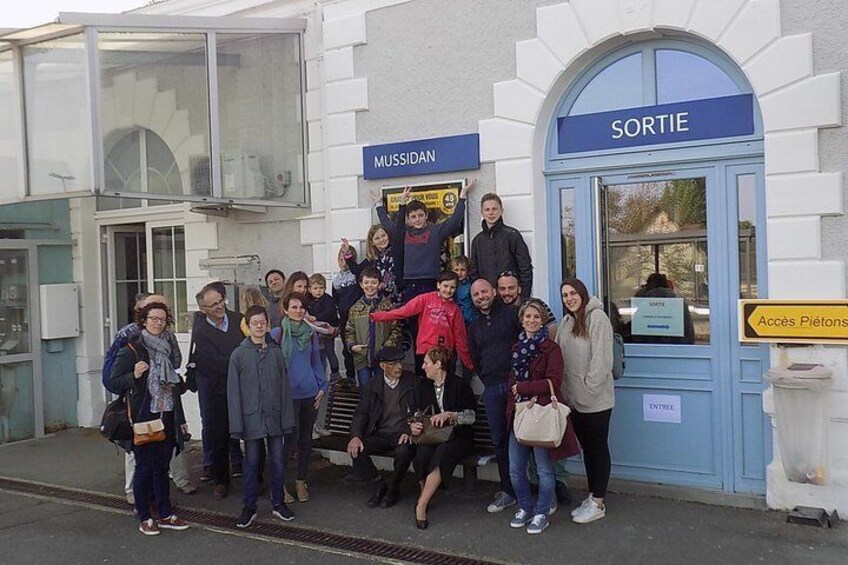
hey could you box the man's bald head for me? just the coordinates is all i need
[471,278,496,313]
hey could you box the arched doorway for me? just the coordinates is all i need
[546,40,770,494]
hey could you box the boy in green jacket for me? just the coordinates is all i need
[344,267,402,388]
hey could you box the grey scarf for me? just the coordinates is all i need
[141,330,180,414]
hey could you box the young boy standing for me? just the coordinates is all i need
[305,274,341,384]
[228,305,296,528]
[450,255,477,325]
[332,247,362,385]
[344,267,402,388]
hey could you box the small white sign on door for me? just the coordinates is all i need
[643,394,682,424]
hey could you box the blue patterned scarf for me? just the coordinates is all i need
[511,326,548,400]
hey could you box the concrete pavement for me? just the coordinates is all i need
[0,428,845,564]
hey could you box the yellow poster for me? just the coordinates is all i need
[383,182,462,215]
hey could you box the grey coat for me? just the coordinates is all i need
[227,338,296,440]
[556,296,615,413]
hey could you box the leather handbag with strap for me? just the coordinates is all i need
[411,404,455,445]
[513,379,571,448]
[128,347,167,447]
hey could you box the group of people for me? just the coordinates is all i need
[104,180,616,537]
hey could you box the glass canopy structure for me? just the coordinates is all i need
[0,12,307,208]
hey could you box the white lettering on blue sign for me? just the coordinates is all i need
[611,112,690,140]
[373,149,437,169]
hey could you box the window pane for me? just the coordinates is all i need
[99,32,210,200]
[560,188,576,280]
[569,52,643,116]
[0,51,23,200]
[217,34,305,203]
[152,227,175,279]
[174,227,186,278]
[656,49,740,104]
[737,174,758,300]
[604,179,709,345]
[0,250,30,354]
[23,34,92,195]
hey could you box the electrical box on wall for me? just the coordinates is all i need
[39,284,80,339]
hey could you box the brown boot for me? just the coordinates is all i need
[296,480,309,502]
[284,486,295,504]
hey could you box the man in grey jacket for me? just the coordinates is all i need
[228,305,296,528]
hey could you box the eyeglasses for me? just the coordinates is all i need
[497,270,517,280]
[146,316,167,324]
[204,297,225,309]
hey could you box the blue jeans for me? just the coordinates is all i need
[509,431,555,516]
[356,366,382,389]
[482,381,514,497]
[243,436,285,510]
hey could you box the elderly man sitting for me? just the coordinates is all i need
[346,346,417,509]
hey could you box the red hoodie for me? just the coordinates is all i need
[371,291,474,370]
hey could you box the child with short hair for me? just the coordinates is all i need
[371,271,474,377]
[451,255,477,325]
[332,246,362,384]
[228,305,296,527]
[304,273,341,384]
[345,267,402,388]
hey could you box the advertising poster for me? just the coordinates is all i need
[631,296,685,337]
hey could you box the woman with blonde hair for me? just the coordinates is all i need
[239,287,269,336]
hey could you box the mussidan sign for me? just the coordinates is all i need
[362,133,480,180]
[557,93,754,154]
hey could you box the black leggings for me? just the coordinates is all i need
[284,398,317,481]
[570,408,612,499]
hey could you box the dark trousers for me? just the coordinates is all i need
[351,431,415,489]
[482,381,514,496]
[284,398,317,481]
[197,386,231,486]
[319,335,340,374]
[133,412,175,522]
[402,279,436,378]
[202,438,243,469]
[243,436,285,510]
[339,314,356,380]
[570,408,612,499]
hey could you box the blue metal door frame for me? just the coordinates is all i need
[545,158,770,493]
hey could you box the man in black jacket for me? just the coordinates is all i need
[190,282,244,500]
[470,193,533,300]
[346,346,417,508]
[467,279,521,513]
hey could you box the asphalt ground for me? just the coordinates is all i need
[0,428,846,565]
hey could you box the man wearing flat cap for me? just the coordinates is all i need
[346,346,418,508]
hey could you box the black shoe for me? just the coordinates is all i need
[367,482,388,508]
[379,487,399,508]
[231,464,244,478]
[345,472,379,483]
[235,507,256,529]
[555,481,572,506]
[200,466,213,482]
[272,504,295,522]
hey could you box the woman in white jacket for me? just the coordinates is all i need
[555,278,614,525]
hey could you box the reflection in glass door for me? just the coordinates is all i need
[599,177,709,345]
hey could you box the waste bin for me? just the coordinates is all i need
[766,363,832,485]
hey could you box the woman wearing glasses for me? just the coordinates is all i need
[108,301,190,536]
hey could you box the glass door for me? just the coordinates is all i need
[0,248,37,443]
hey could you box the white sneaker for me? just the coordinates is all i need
[572,497,605,524]
[571,496,592,517]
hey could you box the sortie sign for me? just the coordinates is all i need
[739,300,848,344]
[557,93,754,154]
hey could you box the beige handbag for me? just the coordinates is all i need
[513,379,571,448]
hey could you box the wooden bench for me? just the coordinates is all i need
[314,383,495,491]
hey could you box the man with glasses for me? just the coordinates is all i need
[189,282,245,500]
[470,193,533,301]
[346,346,417,509]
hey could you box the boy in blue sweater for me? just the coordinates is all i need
[451,255,477,325]
[379,179,477,303]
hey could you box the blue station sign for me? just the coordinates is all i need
[557,94,754,154]
[363,133,480,180]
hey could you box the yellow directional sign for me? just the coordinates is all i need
[739,300,848,344]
